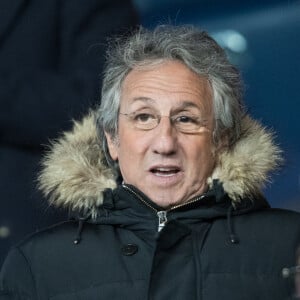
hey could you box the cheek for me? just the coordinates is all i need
[186,136,216,172]
[117,130,149,164]
[117,133,150,183]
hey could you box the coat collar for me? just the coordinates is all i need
[38,112,282,217]
[71,182,269,237]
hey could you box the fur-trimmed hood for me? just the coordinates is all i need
[38,112,282,215]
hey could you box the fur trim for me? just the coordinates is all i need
[38,113,117,217]
[207,115,283,202]
[38,113,282,212]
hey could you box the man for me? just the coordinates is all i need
[1,25,300,299]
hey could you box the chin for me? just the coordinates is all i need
[152,194,184,208]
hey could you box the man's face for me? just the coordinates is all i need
[106,60,217,208]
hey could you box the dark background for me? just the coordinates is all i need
[132,0,300,211]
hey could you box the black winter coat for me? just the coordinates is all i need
[0,0,138,265]
[1,184,300,299]
[1,113,299,299]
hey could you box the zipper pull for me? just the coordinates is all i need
[157,211,168,232]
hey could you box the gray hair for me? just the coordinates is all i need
[96,25,244,168]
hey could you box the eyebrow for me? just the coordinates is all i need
[131,97,202,110]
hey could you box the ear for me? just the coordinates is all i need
[105,132,118,161]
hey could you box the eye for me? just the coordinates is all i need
[134,113,156,123]
[175,115,200,124]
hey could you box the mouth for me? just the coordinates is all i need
[149,166,181,177]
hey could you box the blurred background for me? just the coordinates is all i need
[133,0,300,211]
[0,0,299,266]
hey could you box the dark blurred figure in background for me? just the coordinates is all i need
[0,0,138,266]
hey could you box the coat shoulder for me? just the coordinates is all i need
[236,207,300,238]
[14,220,115,255]
[246,207,300,225]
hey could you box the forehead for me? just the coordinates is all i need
[120,60,213,111]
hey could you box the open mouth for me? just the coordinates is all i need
[150,167,181,177]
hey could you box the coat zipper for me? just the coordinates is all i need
[157,211,168,232]
[122,184,205,232]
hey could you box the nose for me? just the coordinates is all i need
[151,116,178,155]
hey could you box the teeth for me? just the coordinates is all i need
[156,173,174,177]
[151,167,179,175]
